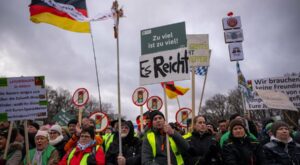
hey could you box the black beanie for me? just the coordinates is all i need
[29,122,40,130]
[271,121,289,137]
[68,119,78,127]
[149,110,165,122]
[229,119,246,132]
[229,113,241,122]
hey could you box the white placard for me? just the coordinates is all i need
[247,75,300,111]
[229,42,244,61]
[222,16,242,30]
[139,48,190,85]
[224,29,244,43]
[0,76,47,121]
[256,90,298,111]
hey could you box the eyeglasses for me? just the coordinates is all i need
[49,131,58,135]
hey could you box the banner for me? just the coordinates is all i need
[187,34,210,67]
[0,76,47,121]
[247,75,300,111]
[255,90,297,111]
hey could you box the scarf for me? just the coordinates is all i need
[77,140,95,151]
[49,135,64,146]
[32,150,43,165]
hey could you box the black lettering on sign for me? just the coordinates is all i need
[140,60,151,78]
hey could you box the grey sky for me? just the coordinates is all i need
[0,0,299,122]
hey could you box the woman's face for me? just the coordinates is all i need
[275,126,290,141]
[0,136,7,150]
[49,131,59,140]
[79,132,92,145]
[194,116,207,133]
[232,125,245,138]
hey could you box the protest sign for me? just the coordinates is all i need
[89,112,109,132]
[147,96,163,111]
[53,109,76,126]
[247,75,300,111]
[0,76,47,121]
[140,22,189,85]
[175,107,192,128]
[255,90,298,111]
[132,87,149,106]
[187,34,210,67]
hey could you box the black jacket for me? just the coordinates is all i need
[263,137,300,165]
[184,131,222,165]
[222,134,263,165]
[106,121,142,165]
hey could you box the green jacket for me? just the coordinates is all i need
[220,131,256,148]
[24,145,56,165]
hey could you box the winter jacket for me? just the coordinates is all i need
[59,144,105,165]
[64,134,103,152]
[263,136,300,165]
[222,134,263,165]
[183,131,222,165]
[105,121,142,165]
[24,144,60,165]
[142,128,189,165]
[0,142,23,165]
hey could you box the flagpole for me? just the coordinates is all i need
[86,3,102,111]
[176,97,181,109]
[163,82,172,165]
[191,67,196,128]
[198,72,208,114]
[113,0,123,155]
[3,121,13,160]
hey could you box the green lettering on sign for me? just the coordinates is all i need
[141,22,187,55]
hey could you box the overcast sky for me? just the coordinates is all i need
[0,0,299,122]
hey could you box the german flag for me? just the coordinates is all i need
[29,0,90,33]
[161,81,189,99]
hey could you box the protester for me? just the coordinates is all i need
[49,124,67,158]
[263,121,300,164]
[216,119,228,141]
[222,119,263,165]
[59,126,105,165]
[142,110,189,165]
[67,119,78,137]
[106,120,141,165]
[24,130,59,165]
[183,115,222,165]
[259,122,273,146]
[27,121,40,149]
[0,128,23,165]
[220,113,257,148]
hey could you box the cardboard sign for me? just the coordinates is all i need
[141,22,187,55]
[222,16,242,30]
[139,48,190,85]
[187,34,210,67]
[175,107,192,128]
[72,88,89,107]
[89,112,109,132]
[247,75,300,110]
[132,87,149,106]
[228,42,244,61]
[0,76,47,121]
[147,96,163,111]
[256,90,298,111]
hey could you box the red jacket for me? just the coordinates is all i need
[59,144,105,165]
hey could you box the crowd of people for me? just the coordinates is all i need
[0,111,300,165]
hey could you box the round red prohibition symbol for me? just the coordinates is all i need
[132,87,149,106]
[72,88,89,107]
[175,107,192,128]
[147,96,163,111]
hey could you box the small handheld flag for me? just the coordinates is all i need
[161,81,189,99]
[195,66,208,76]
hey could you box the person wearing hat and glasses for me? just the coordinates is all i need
[142,110,189,165]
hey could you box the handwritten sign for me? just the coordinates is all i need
[0,76,47,121]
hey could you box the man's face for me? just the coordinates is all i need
[68,124,76,135]
[219,122,227,133]
[82,118,90,129]
[35,136,49,151]
[120,124,130,138]
[194,116,207,133]
[152,115,165,129]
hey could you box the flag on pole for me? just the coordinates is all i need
[195,66,208,76]
[236,62,253,99]
[30,0,90,33]
[161,81,189,99]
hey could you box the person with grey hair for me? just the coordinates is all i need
[24,130,59,165]
[263,121,300,165]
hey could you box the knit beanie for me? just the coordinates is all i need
[149,110,165,123]
[50,124,62,135]
[229,119,246,132]
[35,130,49,139]
[271,121,289,137]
